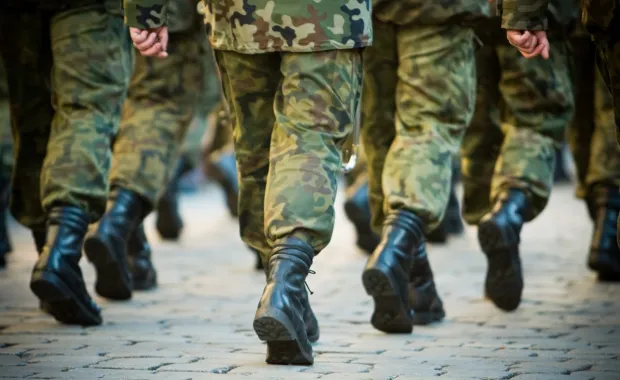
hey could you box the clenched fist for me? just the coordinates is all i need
[129,27,169,58]
[506,30,550,59]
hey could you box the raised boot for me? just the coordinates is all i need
[127,224,157,290]
[409,241,445,325]
[362,210,422,333]
[156,157,191,240]
[29,206,102,326]
[344,181,380,254]
[84,188,149,300]
[587,186,620,282]
[478,189,527,311]
[253,237,315,365]
[205,151,239,217]
[261,255,319,344]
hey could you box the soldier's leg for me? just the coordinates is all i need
[479,40,574,312]
[460,45,504,224]
[0,59,12,265]
[84,24,206,298]
[579,66,620,281]
[214,51,279,263]
[360,20,398,235]
[363,22,476,331]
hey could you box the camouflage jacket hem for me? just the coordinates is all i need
[124,0,168,29]
[208,37,373,54]
[499,0,549,30]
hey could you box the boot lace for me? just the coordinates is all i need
[305,270,316,295]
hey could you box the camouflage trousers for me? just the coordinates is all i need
[460,40,574,224]
[0,3,132,229]
[362,20,476,234]
[113,22,213,204]
[569,37,620,201]
[215,49,362,258]
[177,39,222,169]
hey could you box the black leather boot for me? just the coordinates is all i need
[586,186,620,282]
[84,188,149,300]
[127,224,157,290]
[362,210,421,334]
[205,151,239,217]
[253,237,316,365]
[261,251,319,344]
[29,206,102,326]
[156,157,191,240]
[344,182,380,254]
[409,242,445,325]
[478,189,527,312]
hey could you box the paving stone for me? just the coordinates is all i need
[0,186,617,378]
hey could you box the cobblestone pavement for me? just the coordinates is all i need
[1,183,619,379]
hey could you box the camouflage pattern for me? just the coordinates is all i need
[460,35,573,224]
[0,1,132,229]
[112,12,216,203]
[362,20,476,234]
[498,0,580,30]
[0,61,12,184]
[568,36,620,201]
[215,49,362,258]
[124,0,373,53]
[373,0,489,26]
[499,0,615,40]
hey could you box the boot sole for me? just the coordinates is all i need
[478,220,523,312]
[362,267,413,334]
[206,160,238,218]
[133,272,158,291]
[30,270,102,326]
[253,309,314,365]
[412,309,446,326]
[343,201,378,254]
[83,236,132,300]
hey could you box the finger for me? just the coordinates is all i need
[521,44,544,59]
[130,28,147,44]
[141,42,162,57]
[158,28,169,52]
[541,41,550,59]
[135,32,158,50]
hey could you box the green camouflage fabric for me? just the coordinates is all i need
[167,0,198,32]
[124,0,373,53]
[499,0,615,37]
[373,0,489,26]
[180,44,222,169]
[568,36,620,202]
[0,61,12,184]
[0,2,132,229]
[215,49,362,258]
[460,35,573,224]
[112,20,212,205]
[362,20,476,234]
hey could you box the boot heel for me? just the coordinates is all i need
[362,267,413,334]
[84,236,132,300]
[254,309,313,365]
[30,270,102,326]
